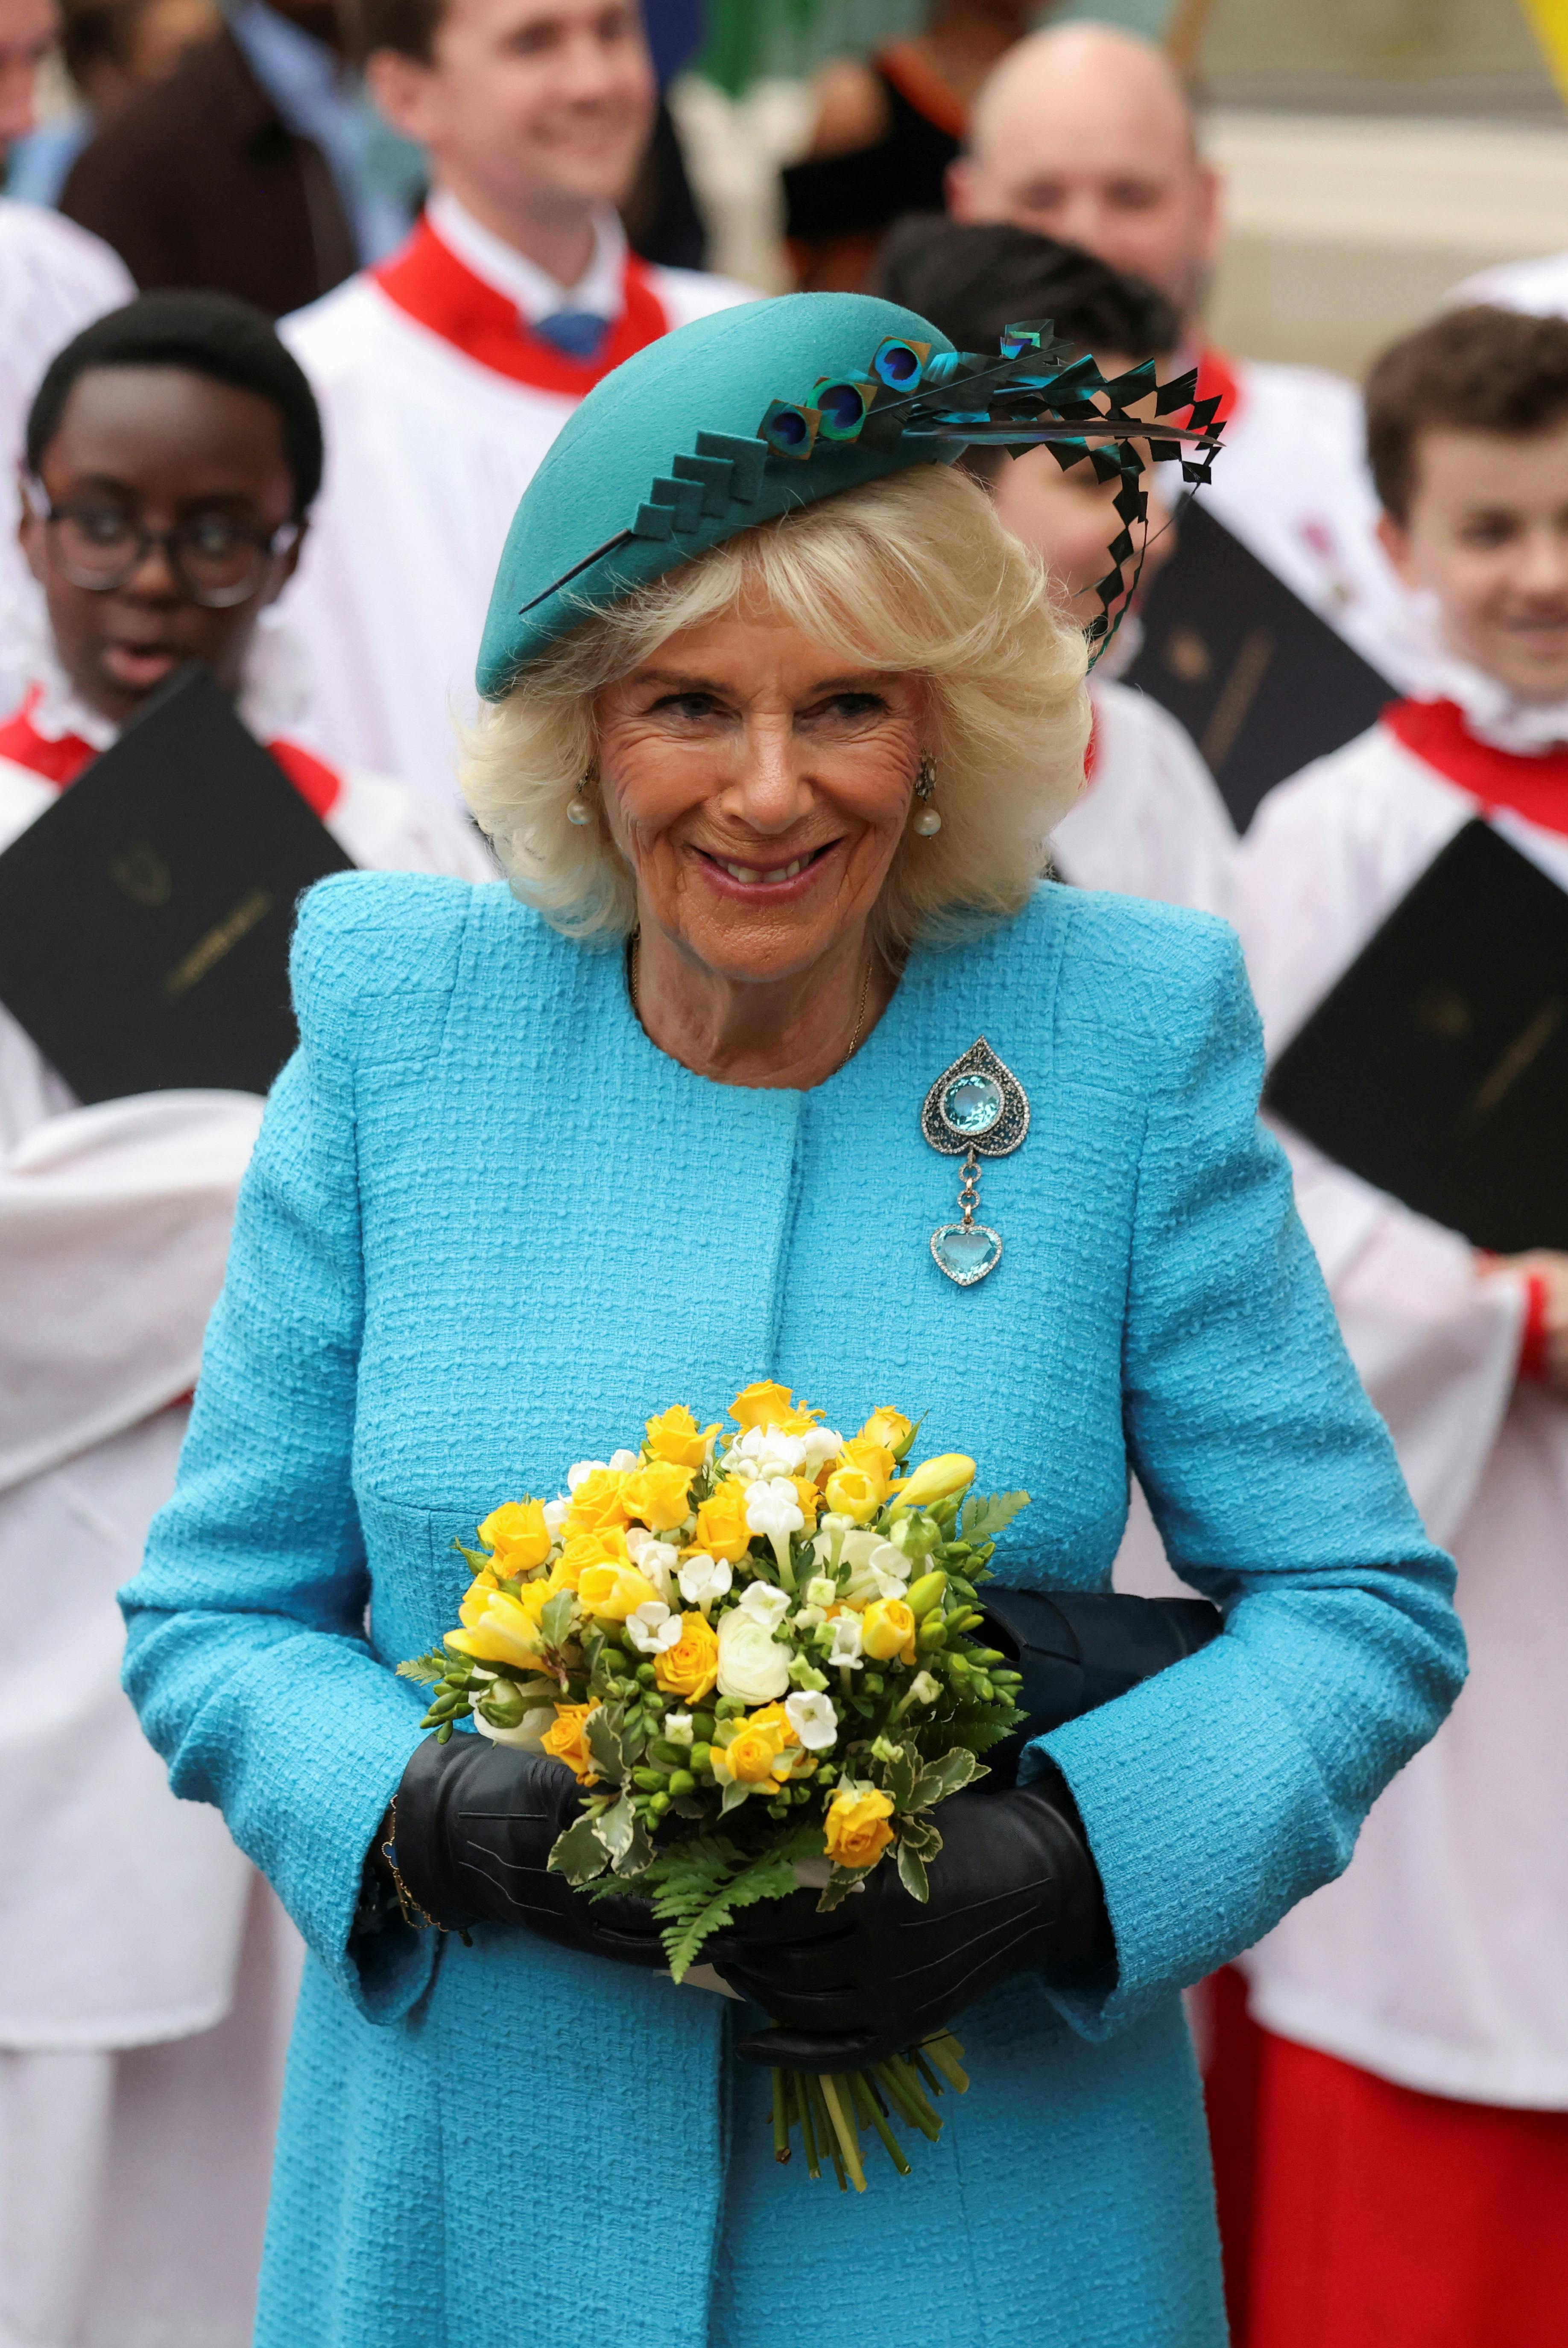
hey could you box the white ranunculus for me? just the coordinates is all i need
[627,1601,683,1656]
[784,1690,838,1751]
[566,1458,608,1490]
[716,1608,791,1704]
[735,1579,791,1633]
[678,1551,732,1611]
[474,1703,556,1750]
[609,1448,639,1471]
[827,1614,864,1668]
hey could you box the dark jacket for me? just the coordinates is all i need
[60,26,356,319]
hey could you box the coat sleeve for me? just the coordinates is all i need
[118,875,468,2024]
[1030,923,1466,2035]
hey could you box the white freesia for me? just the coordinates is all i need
[663,1711,694,1747]
[541,1496,571,1537]
[799,1425,843,1475]
[736,1580,791,1633]
[840,1527,884,1570]
[630,1537,679,1603]
[745,1477,804,1541]
[907,1671,942,1706]
[804,1574,838,1608]
[784,1690,838,1750]
[728,1425,808,1483]
[677,1552,733,1612]
[566,1458,606,1491]
[626,1601,683,1656]
[716,1608,791,1703]
[474,1703,556,1750]
[827,1614,864,1668]
[843,1537,911,1607]
[792,1605,827,1632]
[609,1448,638,1471]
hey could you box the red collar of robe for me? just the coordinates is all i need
[1195,345,1241,428]
[1382,695,1568,841]
[372,216,671,396]
[0,685,342,817]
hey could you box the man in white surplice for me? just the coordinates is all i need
[278,0,754,805]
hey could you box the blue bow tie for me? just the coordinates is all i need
[533,308,609,361]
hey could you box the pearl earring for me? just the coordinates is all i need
[567,766,596,826]
[913,753,941,835]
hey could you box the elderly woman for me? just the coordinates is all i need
[122,294,1462,2348]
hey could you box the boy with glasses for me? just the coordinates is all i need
[0,288,489,2348]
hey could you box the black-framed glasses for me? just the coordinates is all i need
[22,476,300,608]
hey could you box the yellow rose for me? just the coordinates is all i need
[644,1405,719,1469]
[576,1560,658,1621]
[549,1526,630,1592]
[477,1499,553,1575]
[860,1407,915,1459]
[861,1596,917,1665]
[541,1701,600,1783]
[892,1453,976,1511]
[689,1480,752,1564]
[822,1466,882,1525]
[728,1380,820,1435]
[564,1468,631,1537]
[620,1460,695,1532]
[721,1710,793,1785]
[449,1581,550,1671]
[790,1474,823,1528]
[824,1785,896,1871]
[838,1438,896,1500]
[653,1610,720,1703]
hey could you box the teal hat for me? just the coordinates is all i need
[475,289,1224,698]
[476,293,960,698]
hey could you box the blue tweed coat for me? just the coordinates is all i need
[123,874,1462,2348]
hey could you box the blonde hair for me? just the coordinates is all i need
[459,463,1089,953]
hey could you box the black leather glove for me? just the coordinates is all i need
[389,1732,666,1968]
[715,1762,1112,2070]
[980,1588,1220,1786]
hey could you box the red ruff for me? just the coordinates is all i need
[372,218,670,395]
[1211,2013,1568,2348]
[1195,345,1242,428]
[0,690,342,816]
[1383,697,1568,839]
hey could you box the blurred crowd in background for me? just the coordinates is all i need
[5,3,1568,2346]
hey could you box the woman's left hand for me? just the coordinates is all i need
[714,1763,1113,2070]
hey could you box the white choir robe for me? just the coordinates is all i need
[1051,674,1235,920]
[1196,349,1433,699]
[0,202,133,714]
[1231,718,1568,2109]
[0,744,491,2348]
[278,210,755,805]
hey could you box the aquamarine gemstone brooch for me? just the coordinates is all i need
[921,1039,1030,1286]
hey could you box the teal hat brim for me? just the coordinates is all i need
[475,293,961,700]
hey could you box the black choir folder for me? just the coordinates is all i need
[1265,819,1568,1254]
[0,663,350,1103]
[1124,500,1394,830]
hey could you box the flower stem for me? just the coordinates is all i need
[805,2073,847,2191]
[874,2056,943,2141]
[850,2070,912,2176]
[771,2068,791,2164]
[819,2075,868,2193]
[795,2071,821,2180]
[923,2033,971,2094]
[770,1535,797,1593]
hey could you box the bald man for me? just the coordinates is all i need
[949,24,1425,692]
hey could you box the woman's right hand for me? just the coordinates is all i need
[388,1733,667,1968]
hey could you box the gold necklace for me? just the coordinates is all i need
[629,933,875,1074]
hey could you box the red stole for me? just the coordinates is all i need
[1382,696,1568,841]
[372,217,670,396]
[0,686,342,817]
[1195,345,1242,429]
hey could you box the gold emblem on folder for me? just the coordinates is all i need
[108,840,172,908]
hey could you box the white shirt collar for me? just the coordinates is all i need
[425,188,626,326]
[1395,589,1568,754]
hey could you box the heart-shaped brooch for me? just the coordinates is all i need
[920,1038,1030,1287]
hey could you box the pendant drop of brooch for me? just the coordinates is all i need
[921,1038,1030,1287]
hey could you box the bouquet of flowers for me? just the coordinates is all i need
[400,1381,1028,2190]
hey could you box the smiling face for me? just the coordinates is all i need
[20,363,301,728]
[592,608,927,988]
[369,0,654,237]
[1380,419,1568,704]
